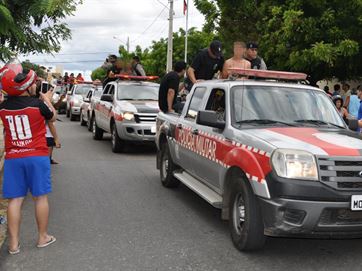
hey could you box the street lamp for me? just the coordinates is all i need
[113,36,130,53]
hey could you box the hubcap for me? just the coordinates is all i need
[92,119,96,134]
[232,193,245,235]
[112,127,116,146]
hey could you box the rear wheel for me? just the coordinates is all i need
[159,143,180,188]
[111,123,125,153]
[87,114,94,132]
[229,175,265,251]
[92,117,103,140]
[80,111,87,126]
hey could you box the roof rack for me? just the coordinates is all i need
[228,68,308,81]
[114,74,159,81]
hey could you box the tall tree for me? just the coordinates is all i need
[194,0,362,83]
[0,0,81,61]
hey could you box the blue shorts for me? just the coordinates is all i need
[3,156,52,199]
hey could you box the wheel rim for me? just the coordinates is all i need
[232,192,245,235]
[161,151,169,180]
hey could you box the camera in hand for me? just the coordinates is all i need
[41,82,52,93]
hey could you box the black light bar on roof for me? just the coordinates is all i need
[114,74,159,81]
[228,68,308,81]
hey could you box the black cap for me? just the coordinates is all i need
[246,42,258,49]
[210,40,222,58]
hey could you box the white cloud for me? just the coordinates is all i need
[21,0,205,79]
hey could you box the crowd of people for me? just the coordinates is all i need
[159,39,267,114]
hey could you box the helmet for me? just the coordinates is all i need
[0,60,37,96]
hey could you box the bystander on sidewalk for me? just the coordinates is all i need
[0,121,6,248]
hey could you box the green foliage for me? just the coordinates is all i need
[91,67,106,81]
[21,60,46,78]
[194,0,362,83]
[0,0,82,61]
[92,28,216,80]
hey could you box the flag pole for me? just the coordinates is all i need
[184,0,189,63]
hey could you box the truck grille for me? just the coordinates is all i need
[317,156,362,191]
[134,113,157,123]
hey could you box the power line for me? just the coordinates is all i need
[27,60,104,64]
[49,52,112,56]
[131,6,167,43]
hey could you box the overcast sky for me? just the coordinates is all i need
[21,0,205,79]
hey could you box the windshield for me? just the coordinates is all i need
[75,85,93,97]
[231,85,346,128]
[117,84,159,101]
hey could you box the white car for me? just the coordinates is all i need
[66,83,95,121]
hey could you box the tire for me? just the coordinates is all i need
[111,123,125,153]
[80,111,87,126]
[229,175,265,251]
[92,117,103,140]
[87,114,93,132]
[70,109,76,121]
[159,143,180,188]
[66,108,70,118]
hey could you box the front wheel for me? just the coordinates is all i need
[70,108,77,121]
[229,176,265,251]
[111,123,125,153]
[159,143,180,188]
[92,117,103,140]
[87,114,93,132]
[66,108,70,118]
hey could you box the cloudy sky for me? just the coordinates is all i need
[21,0,205,79]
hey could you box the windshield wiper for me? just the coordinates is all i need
[236,119,296,126]
[294,119,345,129]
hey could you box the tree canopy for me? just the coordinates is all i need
[0,0,81,61]
[194,0,362,83]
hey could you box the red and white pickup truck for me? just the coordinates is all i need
[92,76,160,152]
[156,69,362,251]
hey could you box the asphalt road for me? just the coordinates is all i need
[1,115,362,271]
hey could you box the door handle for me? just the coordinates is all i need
[177,124,182,129]
[192,129,199,135]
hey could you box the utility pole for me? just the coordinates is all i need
[166,0,174,72]
[126,36,130,53]
[184,0,189,63]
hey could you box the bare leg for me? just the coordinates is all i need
[7,197,25,251]
[33,195,53,245]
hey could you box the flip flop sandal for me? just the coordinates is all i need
[37,236,56,248]
[8,244,20,255]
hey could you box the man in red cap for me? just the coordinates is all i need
[0,63,57,254]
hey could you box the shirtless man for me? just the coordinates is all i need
[221,41,251,79]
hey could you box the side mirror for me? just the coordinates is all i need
[83,98,90,103]
[196,110,225,130]
[67,91,72,95]
[348,118,359,131]
[100,94,113,102]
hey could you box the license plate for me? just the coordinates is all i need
[351,195,362,211]
[151,126,156,133]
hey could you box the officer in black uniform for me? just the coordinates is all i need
[245,42,267,70]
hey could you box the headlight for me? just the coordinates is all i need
[271,149,318,180]
[73,98,81,106]
[123,112,134,121]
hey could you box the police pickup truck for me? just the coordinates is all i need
[92,75,160,152]
[155,69,362,251]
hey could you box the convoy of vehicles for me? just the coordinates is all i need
[155,69,362,251]
[71,70,362,251]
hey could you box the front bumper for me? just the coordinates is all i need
[259,197,362,238]
[260,172,362,238]
[116,121,156,142]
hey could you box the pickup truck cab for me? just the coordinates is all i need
[156,69,362,251]
[93,76,159,152]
